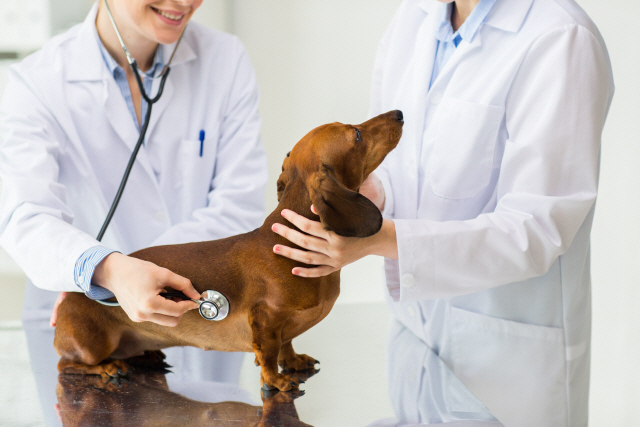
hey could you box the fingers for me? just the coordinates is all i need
[152,297,199,318]
[291,265,337,278]
[273,244,331,266]
[126,297,197,326]
[50,291,68,327]
[142,312,189,328]
[162,270,201,300]
[272,222,326,253]
[280,209,327,239]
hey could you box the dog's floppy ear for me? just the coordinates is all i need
[308,167,383,237]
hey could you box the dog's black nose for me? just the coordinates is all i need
[394,110,404,122]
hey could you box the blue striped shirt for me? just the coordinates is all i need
[429,0,497,89]
[74,31,166,300]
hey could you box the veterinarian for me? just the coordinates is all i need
[0,0,267,385]
[273,0,614,425]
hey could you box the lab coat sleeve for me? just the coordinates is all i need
[150,42,268,246]
[0,68,106,293]
[392,25,614,302]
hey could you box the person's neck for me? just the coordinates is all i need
[451,0,480,32]
[95,4,158,72]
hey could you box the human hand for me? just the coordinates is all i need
[93,253,200,327]
[359,173,385,211]
[50,291,68,327]
[271,206,397,278]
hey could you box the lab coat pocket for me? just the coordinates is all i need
[178,138,217,211]
[448,307,567,427]
[429,98,503,199]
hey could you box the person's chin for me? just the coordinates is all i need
[148,23,188,46]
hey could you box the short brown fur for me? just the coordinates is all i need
[54,111,403,391]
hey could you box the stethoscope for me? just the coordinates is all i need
[95,0,229,321]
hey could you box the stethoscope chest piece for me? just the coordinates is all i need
[196,290,230,321]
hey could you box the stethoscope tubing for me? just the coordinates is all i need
[96,69,170,242]
[96,0,182,307]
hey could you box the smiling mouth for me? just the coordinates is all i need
[151,7,185,22]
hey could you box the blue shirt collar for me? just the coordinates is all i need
[94,28,165,78]
[435,0,498,44]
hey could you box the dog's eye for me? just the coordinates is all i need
[355,128,362,142]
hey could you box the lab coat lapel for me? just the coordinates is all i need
[411,6,439,166]
[429,34,483,92]
[102,74,158,184]
[145,36,196,143]
[65,4,103,83]
[145,75,174,142]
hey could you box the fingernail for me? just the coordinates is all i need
[271,224,278,232]
[273,245,280,253]
[281,209,289,217]
[292,269,299,275]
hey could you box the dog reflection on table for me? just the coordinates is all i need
[56,369,315,427]
[54,111,404,391]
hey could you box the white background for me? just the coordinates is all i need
[0,0,638,424]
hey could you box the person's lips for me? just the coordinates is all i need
[151,7,186,25]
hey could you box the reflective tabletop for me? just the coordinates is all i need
[2,302,503,426]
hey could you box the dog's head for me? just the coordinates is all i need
[277,110,403,237]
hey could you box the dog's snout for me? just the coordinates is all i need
[394,110,404,122]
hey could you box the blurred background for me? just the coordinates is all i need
[0,0,638,425]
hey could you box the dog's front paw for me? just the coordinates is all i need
[99,359,130,382]
[279,353,319,372]
[261,372,301,392]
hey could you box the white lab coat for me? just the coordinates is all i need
[0,6,267,382]
[370,0,614,425]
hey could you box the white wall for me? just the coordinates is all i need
[577,0,640,424]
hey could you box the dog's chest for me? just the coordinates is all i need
[281,284,340,342]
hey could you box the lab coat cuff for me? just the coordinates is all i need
[376,169,394,219]
[394,219,436,302]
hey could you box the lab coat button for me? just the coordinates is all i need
[407,306,416,318]
[77,276,84,284]
[154,211,168,223]
[401,273,415,288]
[430,91,443,105]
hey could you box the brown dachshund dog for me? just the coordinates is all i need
[54,110,403,391]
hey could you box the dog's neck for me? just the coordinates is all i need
[261,176,315,234]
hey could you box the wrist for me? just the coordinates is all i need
[371,173,386,211]
[369,219,398,260]
[92,252,124,292]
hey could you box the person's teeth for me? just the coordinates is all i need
[157,10,182,20]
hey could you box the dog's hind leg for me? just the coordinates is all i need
[57,358,130,381]
[54,300,130,381]
[278,341,319,372]
[250,305,301,391]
